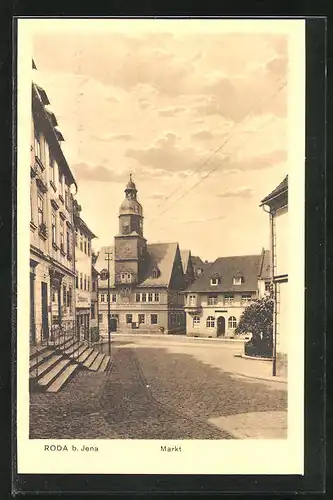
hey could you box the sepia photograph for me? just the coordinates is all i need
[16,18,305,475]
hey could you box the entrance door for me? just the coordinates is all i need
[110,315,118,332]
[217,316,225,337]
[41,282,49,340]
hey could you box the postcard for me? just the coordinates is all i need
[16,17,305,475]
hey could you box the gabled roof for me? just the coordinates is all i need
[260,175,288,206]
[186,254,262,293]
[180,249,191,274]
[138,242,179,288]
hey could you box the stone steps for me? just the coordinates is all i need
[29,353,63,379]
[46,364,79,393]
[30,336,110,393]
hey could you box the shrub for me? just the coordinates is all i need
[236,296,273,358]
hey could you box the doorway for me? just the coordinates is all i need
[41,282,49,340]
[30,272,36,344]
[217,316,226,337]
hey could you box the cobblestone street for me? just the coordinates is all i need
[30,338,287,440]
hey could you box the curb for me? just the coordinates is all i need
[229,371,287,385]
[234,353,272,362]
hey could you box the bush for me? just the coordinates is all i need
[236,296,273,358]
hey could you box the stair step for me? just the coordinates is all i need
[29,354,63,379]
[51,336,76,351]
[63,341,81,356]
[29,348,55,370]
[29,344,49,360]
[76,347,94,364]
[46,364,79,393]
[98,355,110,372]
[83,350,99,369]
[38,358,71,388]
[89,353,105,372]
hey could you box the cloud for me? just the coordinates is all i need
[92,133,135,142]
[72,162,131,183]
[191,130,214,141]
[181,215,225,224]
[216,187,254,199]
[157,106,187,117]
[125,132,206,174]
[147,193,165,200]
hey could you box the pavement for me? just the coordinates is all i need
[30,336,287,440]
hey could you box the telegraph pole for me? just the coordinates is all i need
[104,251,113,356]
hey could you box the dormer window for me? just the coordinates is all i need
[120,272,132,283]
[210,276,221,286]
[233,276,243,285]
[151,265,160,279]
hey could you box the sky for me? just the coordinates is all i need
[31,19,289,261]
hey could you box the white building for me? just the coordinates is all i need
[260,175,288,377]
[30,73,77,345]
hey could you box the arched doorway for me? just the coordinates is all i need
[217,316,226,337]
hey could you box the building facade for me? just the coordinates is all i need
[30,77,77,346]
[94,176,186,335]
[184,254,264,338]
[260,176,288,377]
[73,203,97,340]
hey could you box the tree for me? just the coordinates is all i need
[235,296,274,357]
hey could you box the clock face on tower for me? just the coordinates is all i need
[119,242,132,257]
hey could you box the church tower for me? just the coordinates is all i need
[114,174,147,285]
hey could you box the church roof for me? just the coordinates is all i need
[180,250,191,274]
[138,242,180,288]
[186,254,262,293]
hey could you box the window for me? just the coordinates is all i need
[37,195,44,226]
[197,268,203,276]
[224,293,234,305]
[210,277,220,286]
[80,234,83,251]
[121,273,132,283]
[207,295,218,305]
[84,275,87,291]
[51,212,56,245]
[206,316,215,328]
[65,188,69,210]
[88,241,91,256]
[233,276,243,285]
[75,230,78,247]
[66,230,71,258]
[135,293,141,302]
[193,316,200,328]
[142,293,147,302]
[60,174,65,198]
[151,314,158,325]
[84,239,87,254]
[241,294,252,305]
[60,219,64,251]
[49,154,55,184]
[148,293,153,302]
[126,314,133,324]
[63,286,66,306]
[228,316,237,329]
[111,293,117,303]
[34,129,41,159]
[79,273,83,290]
[151,268,159,279]
[189,294,196,306]
[138,314,145,324]
[92,280,96,292]
[98,313,103,323]
[100,294,105,303]
[265,282,271,292]
[52,291,56,302]
[75,273,78,289]
[154,293,160,302]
